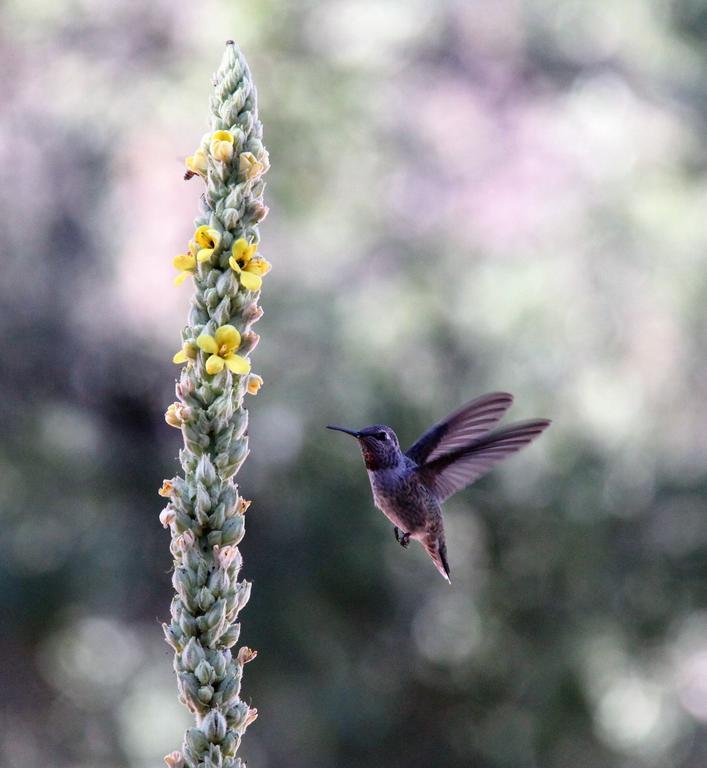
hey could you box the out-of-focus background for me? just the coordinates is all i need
[1,1,706,766]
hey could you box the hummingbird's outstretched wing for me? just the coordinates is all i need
[405,392,514,465]
[417,419,550,502]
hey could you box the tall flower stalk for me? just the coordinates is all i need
[160,41,270,768]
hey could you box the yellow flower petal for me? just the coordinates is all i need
[239,271,262,292]
[239,152,268,181]
[211,141,234,163]
[194,225,211,246]
[214,324,241,350]
[232,238,257,264]
[196,334,218,354]
[185,148,207,175]
[246,257,271,276]
[211,130,234,144]
[205,354,225,375]
[196,248,214,263]
[173,253,196,271]
[173,343,197,362]
[165,403,183,428]
[228,256,242,273]
[224,355,251,375]
[194,226,221,249]
[174,271,190,286]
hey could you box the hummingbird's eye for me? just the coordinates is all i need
[377,432,388,441]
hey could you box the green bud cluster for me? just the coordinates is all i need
[161,42,268,768]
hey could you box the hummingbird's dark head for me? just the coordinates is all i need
[326,423,401,470]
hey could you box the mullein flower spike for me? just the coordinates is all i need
[161,42,269,768]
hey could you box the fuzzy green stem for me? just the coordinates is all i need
[161,42,269,768]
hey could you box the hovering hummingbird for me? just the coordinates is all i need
[327,393,550,583]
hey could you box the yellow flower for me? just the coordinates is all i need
[196,324,250,375]
[246,373,263,396]
[239,151,269,181]
[229,238,271,292]
[193,225,222,263]
[165,402,186,428]
[173,342,197,365]
[158,480,174,498]
[210,130,235,163]
[184,148,207,178]
[173,251,196,285]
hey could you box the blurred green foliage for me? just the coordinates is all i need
[1,1,706,767]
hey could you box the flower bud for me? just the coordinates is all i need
[160,508,176,528]
[214,544,240,570]
[194,659,215,686]
[197,586,215,612]
[247,201,269,222]
[221,516,245,546]
[221,730,239,756]
[205,598,226,629]
[164,750,184,768]
[211,651,227,678]
[217,674,240,705]
[182,637,205,671]
[226,701,250,729]
[218,622,241,649]
[245,374,263,396]
[162,622,182,651]
[237,646,257,665]
[202,710,227,743]
[158,480,174,498]
[238,331,260,355]
[165,403,185,429]
[185,727,209,753]
[197,685,214,703]
[243,302,264,325]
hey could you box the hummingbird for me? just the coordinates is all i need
[327,392,550,583]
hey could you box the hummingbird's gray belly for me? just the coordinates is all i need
[367,468,434,534]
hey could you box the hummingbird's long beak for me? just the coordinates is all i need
[326,425,361,438]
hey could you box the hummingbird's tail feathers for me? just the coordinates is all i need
[405,392,514,465]
[417,418,551,502]
[422,532,452,583]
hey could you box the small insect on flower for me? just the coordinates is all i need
[229,238,271,292]
[196,324,250,375]
[193,225,222,263]
[210,130,235,163]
